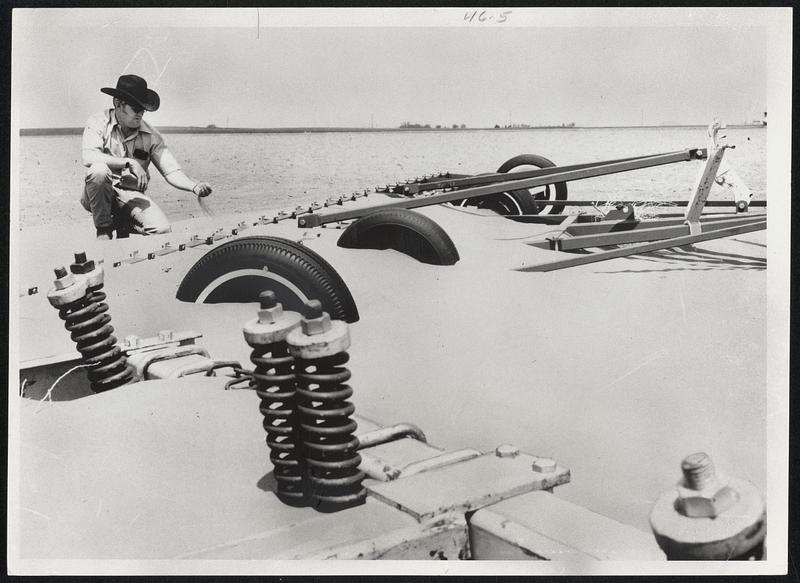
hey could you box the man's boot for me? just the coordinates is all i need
[96,226,114,241]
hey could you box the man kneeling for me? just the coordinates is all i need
[81,74,212,240]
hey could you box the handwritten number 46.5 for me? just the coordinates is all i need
[464,10,511,23]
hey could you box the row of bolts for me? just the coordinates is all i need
[45,252,766,548]
[47,252,365,512]
[22,174,453,298]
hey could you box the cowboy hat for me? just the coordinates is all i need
[101,74,160,112]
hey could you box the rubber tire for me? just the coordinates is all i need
[450,170,540,216]
[496,154,568,215]
[337,208,459,266]
[176,236,359,323]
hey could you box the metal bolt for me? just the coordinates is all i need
[124,335,139,347]
[158,330,174,342]
[651,453,766,559]
[52,266,76,290]
[495,444,520,459]
[257,290,285,324]
[299,300,332,336]
[260,291,277,309]
[681,452,715,491]
[304,300,322,319]
[532,457,557,473]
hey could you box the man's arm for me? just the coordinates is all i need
[163,170,213,197]
[150,135,212,197]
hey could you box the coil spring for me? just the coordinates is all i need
[58,293,132,392]
[295,351,366,512]
[250,342,308,506]
[86,282,109,315]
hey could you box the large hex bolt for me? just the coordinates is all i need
[242,291,306,506]
[287,300,366,512]
[69,251,106,311]
[46,266,89,311]
[650,453,766,560]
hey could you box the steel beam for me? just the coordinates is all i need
[402,149,706,195]
[516,220,766,272]
[298,150,708,228]
[685,122,728,234]
[552,215,766,251]
[562,212,765,237]
[505,200,765,210]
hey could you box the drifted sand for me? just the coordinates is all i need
[12,195,769,538]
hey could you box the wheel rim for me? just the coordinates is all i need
[196,269,310,306]
[500,168,553,215]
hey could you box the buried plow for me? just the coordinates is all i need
[297,121,766,272]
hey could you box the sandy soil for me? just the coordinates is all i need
[11,128,774,560]
[13,197,767,539]
[15,127,766,230]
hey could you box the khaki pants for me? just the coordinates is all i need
[81,163,171,236]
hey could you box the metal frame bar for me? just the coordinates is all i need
[563,212,764,237]
[504,200,766,210]
[401,149,705,195]
[524,213,762,250]
[516,220,766,272]
[298,149,707,228]
[551,215,766,251]
[685,122,729,233]
[507,203,765,226]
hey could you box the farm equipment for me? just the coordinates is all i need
[294,121,765,272]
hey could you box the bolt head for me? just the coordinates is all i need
[676,481,740,518]
[47,273,87,306]
[158,330,174,342]
[287,319,350,359]
[258,303,284,324]
[532,457,557,473]
[495,444,520,459]
[53,271,76,290]
[243,310,303,346]
[124,335,140,347]
[300,301,332,336]
[70,258,95,275]
[301,313,331,336]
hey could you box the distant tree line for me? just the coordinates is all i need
[398,121,576,130]
[400,122,468,129]
[494,122,576,129]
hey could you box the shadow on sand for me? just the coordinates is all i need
[601,244,766,273]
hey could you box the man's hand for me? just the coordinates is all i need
[192,182,213,197]
[127,159,149,191]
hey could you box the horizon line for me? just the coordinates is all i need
[19,123,766,136]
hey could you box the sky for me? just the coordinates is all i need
[11,7,786,129]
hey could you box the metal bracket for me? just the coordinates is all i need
[357,423,428,449]
[684,121,731,235]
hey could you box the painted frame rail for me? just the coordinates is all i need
[515,220,766,272]
[297,149,708,228]
[400,149,706,195]
[545,214,766,251]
